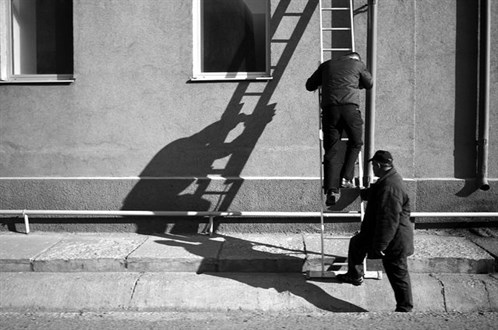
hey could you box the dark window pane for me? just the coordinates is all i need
[36,0,73,74]
[202,0,266,72]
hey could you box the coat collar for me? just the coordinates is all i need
[375,167,397,184]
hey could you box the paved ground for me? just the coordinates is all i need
[1,311,498,330]
[0,229,497,313]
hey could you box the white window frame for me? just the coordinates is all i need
[0,0,74,83]
[192,0,272,81]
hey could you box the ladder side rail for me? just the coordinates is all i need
[350,0,356,52]
[318,0,326,274]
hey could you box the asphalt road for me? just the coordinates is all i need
[1,311,497,330]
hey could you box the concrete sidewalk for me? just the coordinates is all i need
[0,230,497,313]
[0,230,496,273]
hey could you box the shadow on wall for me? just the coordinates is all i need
[454,0,479,197]
[121,0,320,234]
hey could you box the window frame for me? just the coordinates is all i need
[0,0,74,83]
[191,0,272,82]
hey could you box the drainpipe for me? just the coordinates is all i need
[365,0,378,185]
[477,0,490,191]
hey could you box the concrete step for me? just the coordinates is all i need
[1,272,497,313]
[0,231,496,274]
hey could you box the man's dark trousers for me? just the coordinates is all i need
[346,234,413,312]
[321,104,363,191]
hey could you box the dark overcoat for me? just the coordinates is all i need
[360,167,414,258]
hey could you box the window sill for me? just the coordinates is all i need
[0,74,75,84]
[0,80,74,84]
[189,76,273,82]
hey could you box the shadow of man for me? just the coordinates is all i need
[122,112,249,233]
[153,233,367,312]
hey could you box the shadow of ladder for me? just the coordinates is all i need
[312,0,382,280]
[196,0,320,233]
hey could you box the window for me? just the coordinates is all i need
[0,0,73,82]
[192,0,271,81]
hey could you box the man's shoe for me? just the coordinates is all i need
[395,307,412,313]
[336,273,363,286]
[341,178,356,189]
[325,189,341,206]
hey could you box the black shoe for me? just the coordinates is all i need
[325,189,341,206]
[395,307,412,313]
[336,273,363,286]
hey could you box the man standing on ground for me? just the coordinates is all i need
[336,150,414,313]
[305,52,373,206]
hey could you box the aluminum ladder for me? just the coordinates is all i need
[308,0,381,280]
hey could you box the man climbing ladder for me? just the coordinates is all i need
[306,52,373,206]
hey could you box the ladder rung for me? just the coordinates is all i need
[322,48,353,52]
[321,27,352,31]
[321,8,350,11]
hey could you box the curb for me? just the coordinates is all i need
[0,272,497,313]
[0,232,496,274]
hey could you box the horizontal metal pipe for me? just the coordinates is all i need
[0,210,360,218]
[1,210,498,218]
[411,212,498,217]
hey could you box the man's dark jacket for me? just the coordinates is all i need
[305,56,373,107]
[360,167,413,258]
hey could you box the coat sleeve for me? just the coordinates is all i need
[360,187,370,201]
[359,65,373,90]
[306,66,322,91]
[372,187,403,252]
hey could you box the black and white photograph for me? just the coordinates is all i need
[0,0,497,329]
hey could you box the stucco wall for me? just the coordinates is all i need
[0,0,497,232]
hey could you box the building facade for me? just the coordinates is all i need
[0,0,497,232]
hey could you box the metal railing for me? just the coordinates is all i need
[1,209,498,235]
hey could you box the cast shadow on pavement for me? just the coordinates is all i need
[153,233,367,313]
